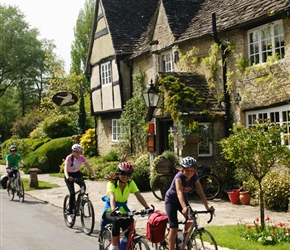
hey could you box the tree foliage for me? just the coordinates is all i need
[220,120,290,230]
[114,69,148,156]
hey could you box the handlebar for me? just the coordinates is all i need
[110,207,151,218]
[185,206,215,224]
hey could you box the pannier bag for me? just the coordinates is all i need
[0,175,8,189]
[146,210,168,243]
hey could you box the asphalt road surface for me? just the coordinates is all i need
[0,189,99,250]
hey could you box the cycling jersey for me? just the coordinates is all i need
[165,171,199,203]
[65,154,86,173]
[6,153,22,169]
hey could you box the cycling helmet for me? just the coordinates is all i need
[117,162,134,174]
[72,144,82,152]
[10,145,17,152]
[180,156,197,168]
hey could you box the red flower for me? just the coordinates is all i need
[272,232,277,235]
[247,225,251,229]
[255,218,259,222]
[279,222,285,227]
[287,227,290,232]
[265,216,270,221]
[272,225,276,229]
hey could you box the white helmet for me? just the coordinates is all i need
[72,144,82,152]
[180,156,197,168]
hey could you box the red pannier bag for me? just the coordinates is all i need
[146,210,168,243]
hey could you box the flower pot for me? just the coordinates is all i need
[239,191,251,205]
[227,189,240,204]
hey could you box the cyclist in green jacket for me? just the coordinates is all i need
[5,145,26,189]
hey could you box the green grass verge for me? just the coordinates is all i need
[22,178,59,191]
[208,225,290,250]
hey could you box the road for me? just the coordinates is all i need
[0,190,99,250]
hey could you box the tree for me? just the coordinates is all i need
[70,0,95,75]
[219,120,290,230]
[70,0,95,133]
[0,4,44,97]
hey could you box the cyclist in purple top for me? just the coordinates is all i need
[165,156,212,250]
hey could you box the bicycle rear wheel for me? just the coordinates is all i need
[132,236,150,250]
[99,226,112,250]
[81,198,95,235]
[151,175,171,200]
[63,194,75,228]
[199,174,220,200]
[18,180,24,203]
[189,228,218,250]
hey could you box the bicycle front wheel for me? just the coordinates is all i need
[18,180,24,203]
[63,194,75,228]
[81,198,95,235]
[132,236,150,250]
[151,175,171,201]
[7,186,15,201]
[99,226,112,250]
[189,228,218,250]
[199,174,220,200]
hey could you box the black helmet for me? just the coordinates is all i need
[10,145,17,152]
[117,162,134,174]
[180,156,197,168]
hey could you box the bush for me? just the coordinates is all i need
[131,153,151,191]
[80,128,97,157]
[25,137,73,173]
[262,170,290,211]
[43,114,77,139]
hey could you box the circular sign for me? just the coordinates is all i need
[52,92,78,106]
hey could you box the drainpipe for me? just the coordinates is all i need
[212,12,231,137]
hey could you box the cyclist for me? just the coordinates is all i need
[5,145,26,190]
[165,156,213,250]
[101,162,153,250]
[64,143,98,223]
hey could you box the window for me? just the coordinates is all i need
[101,62,112,86]
[248,20,284,65]
[112,119,122,142]
[198,123,213,157]
[158,52,174,72]
[246,105,290,147]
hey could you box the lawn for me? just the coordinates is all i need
[22,178,60,191]
[208,225,290,250]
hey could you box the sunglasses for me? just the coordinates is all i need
[72,150,81,153]
[120,172,132,177]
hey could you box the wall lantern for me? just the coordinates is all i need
[142,80,160,121]
[142,79,159,108]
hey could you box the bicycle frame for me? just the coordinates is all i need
[100,208,149,250]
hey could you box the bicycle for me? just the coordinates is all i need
[63,177,95,235]
[153,207,218,250]
[99,207,151,250]
[151,166,220,201]
[7,166,25,203]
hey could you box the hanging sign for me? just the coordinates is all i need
[52,92,78,106]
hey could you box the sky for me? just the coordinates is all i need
[2,0,87,72]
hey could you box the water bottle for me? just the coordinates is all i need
[120,234,127,250]
[177,230,183,249]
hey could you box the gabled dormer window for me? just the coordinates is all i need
[157,52,174,72]
[101,61,112,86]
[248,20,284,66]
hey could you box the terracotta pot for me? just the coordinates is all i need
[227,189,240,204]
[239,191,251,205]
